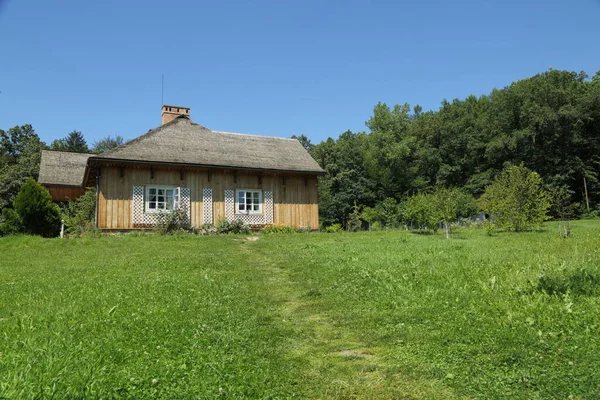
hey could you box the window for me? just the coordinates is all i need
[236,189,262,214]
[146,186,179,212]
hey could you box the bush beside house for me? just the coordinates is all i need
[8,178,61,237]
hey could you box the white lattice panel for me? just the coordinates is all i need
[202,188,213,224]
[179,187,191,224]
[224,189,273,226]
[132,185,190,227]
[264,191,273,224]
[225,190,235,222]
[132,186,145,225]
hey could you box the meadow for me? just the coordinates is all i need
[0,221,599,399]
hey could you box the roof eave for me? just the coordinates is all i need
[87,156,325,175]
[40,183,84,187]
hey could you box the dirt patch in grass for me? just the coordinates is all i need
[337,349,374,359]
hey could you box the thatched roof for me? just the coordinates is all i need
[38,150,91,186]
[38,117,323,187]
[91,117,324,173]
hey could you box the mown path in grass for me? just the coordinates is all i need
[1,221,600,399]
[244,236,461,399]
[248,221,600,399]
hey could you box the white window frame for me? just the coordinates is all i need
[145,185,180,213]
[235,189,262,215]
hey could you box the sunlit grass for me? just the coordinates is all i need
[1,221,599,399]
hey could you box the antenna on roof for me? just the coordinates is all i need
[161,74,164,106]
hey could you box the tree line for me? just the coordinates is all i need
[301,69,600,227]
[1,68,599,235]
[0,128,123,210]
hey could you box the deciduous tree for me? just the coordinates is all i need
[480,165,550,231]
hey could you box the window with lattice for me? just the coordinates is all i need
[236,189,262,214]
[145,186,180,212]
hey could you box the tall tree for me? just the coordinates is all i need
[92,135,125,153]
[51,130,89,152]
[290,134,314,152]
[0,125,45,210]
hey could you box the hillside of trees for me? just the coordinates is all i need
[305,69,600,226]
[1,69,599,228]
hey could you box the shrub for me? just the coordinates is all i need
[215,217,249,234]
[263,225,297,234]
[325,223,343,233]
[0,208,23,236]
[197,223,218,235]
[347,203,362,232]
[61,188,97,236]
[401,192,439,231]
[154,209,189,235]
[480,164,550,231]
[13,178,61,237]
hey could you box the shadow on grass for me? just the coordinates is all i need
[533,268,600,296]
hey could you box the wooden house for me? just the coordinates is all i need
[39,106,324,230]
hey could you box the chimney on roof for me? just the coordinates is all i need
[161,105,190,125]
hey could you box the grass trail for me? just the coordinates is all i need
[1,221,599,399]
[244,236,461,399]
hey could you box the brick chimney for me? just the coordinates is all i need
[161,105,190,125]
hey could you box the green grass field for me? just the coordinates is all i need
[1,221,599,399]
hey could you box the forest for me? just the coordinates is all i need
[1,69,599,228]
[304,69,600,226]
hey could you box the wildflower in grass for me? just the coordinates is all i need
[152,378,158,385]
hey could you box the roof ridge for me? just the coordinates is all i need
[98,117,205,158]
[211,130,298,141]
[41,149,94,155]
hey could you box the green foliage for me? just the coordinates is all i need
[324,223,343,233]
[312,69,600,225]
[50,130,89,152]
[483,219,496,236]
[480,165,550,231]
[0,208,23,236]
[196,223,218,235]
[61,188,97,236]
[0,125,44,210]
[262,225,297,234]
[92,135,125,153]
[13,178,61,237]
[347,203,362,232]
[399,187,477,236]
[154,209,189,235]
[215,217,250,234]
[290,134,314,152]
[401,192,439,230]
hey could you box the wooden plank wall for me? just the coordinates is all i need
[46,186,86,202]
[97,166,319,229]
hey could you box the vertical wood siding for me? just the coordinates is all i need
[46,186,86,202]
[97,166,319,229]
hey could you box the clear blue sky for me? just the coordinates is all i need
[1,0,599,146]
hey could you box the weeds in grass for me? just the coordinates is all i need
[1,221,599,399]
[536,268,600,296]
